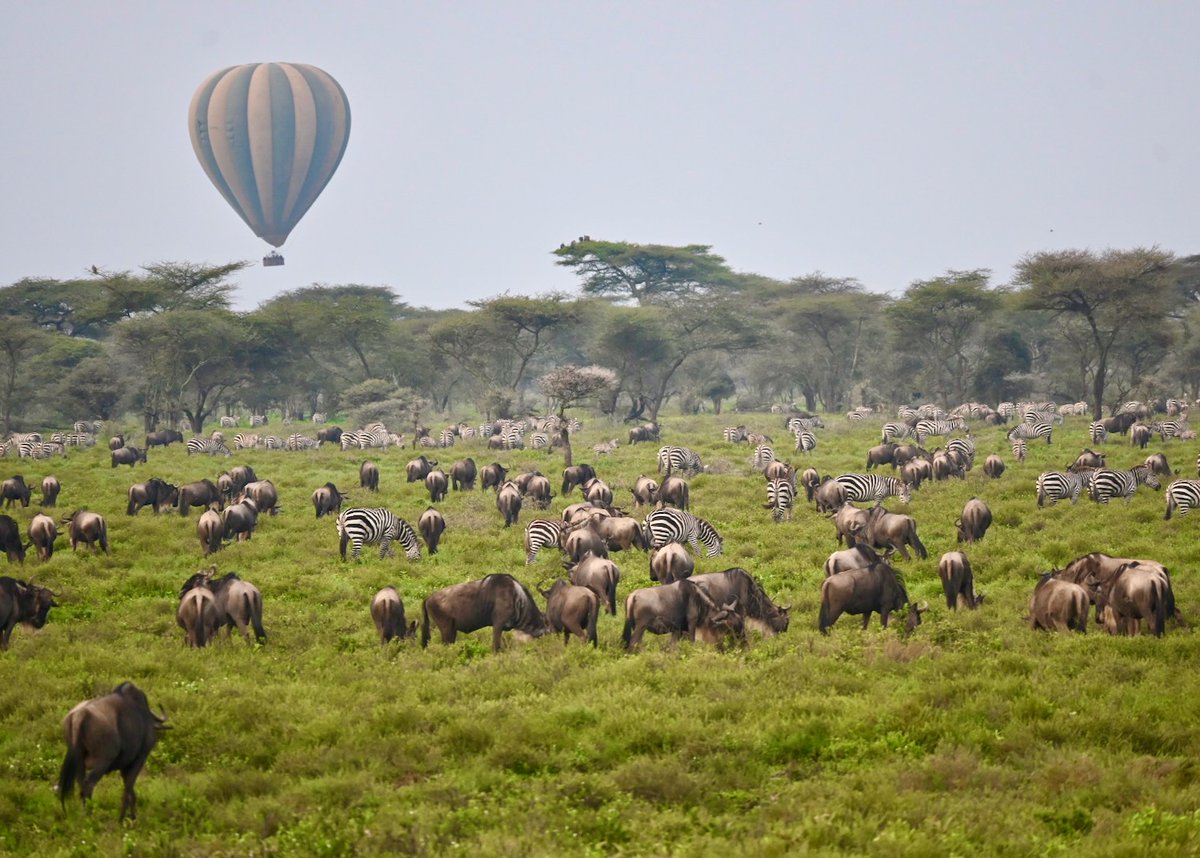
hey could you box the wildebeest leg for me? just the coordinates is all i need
[492,625,504,652]
[0,626,11,650]
[896,544,911,561]
[440,621,457,645]
[861,611,871,629]
[119,763,144,821]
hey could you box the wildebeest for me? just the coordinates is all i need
[561,464,597,496]
[144,429,183,449]
[832,502,870,548]
[312,482,348,518]
[181,567,266,645]
[1144,451,1173,477]
[0,575,56,648]
[523,474,554,509]
[418,507,446,554]
[956,497,992,544]
[239,480,278,516]
[814,477,848,514]
[818,561,926,634]
[0,515,25,564]
[176,578,220,646]
[1027,572,1091,633]
[56,681,167,821]
[649,543,694,584]
[541,579,600,647]
[937,551,983,610]
[40,475,61,507]
[900,458,932,490]
[405,455,436,483]
[1096,563,1173,637]
[450,458,477,491]
[562,523,608,563]
[865,443,898,470]
[217,466,258,503]
[1131,424,1152,449]
[583,477,614,511]
[359,460,379,492]
[371,586,417,645]
[196,509,223,557]
[567,552,621,615]
[1071,448,1106,471]
[823,544,881,577]
[496,481,523,528]
[689,568,791,637]
[420,573,549,651]
[425,469,449,503]
[110,446,147,468]
[0,475,31,508]
[176,479,222,517]
[800,467,821,502]
[108,434,125,451]
[480,462,509,492]
[221,498,259,542]
[596,516,647,552]
[622,579,719,651]
[628,423,659,444]
[127,478,178,516]
[657,475,690,510]
[62,510,108,554]
[632,475,659,507]
[862,505,927,560]
[28,513,58,562]
[983,454,1005,479]
[317,425,343,445]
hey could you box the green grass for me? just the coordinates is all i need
[1,413,1199,856]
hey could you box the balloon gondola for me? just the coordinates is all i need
[188,62,351,262]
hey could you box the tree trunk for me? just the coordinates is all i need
[1091,353,1107,421]
[558,426,572,468]
[711,397,723,415]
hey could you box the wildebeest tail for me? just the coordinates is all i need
[818,599,832,635]
[57,716,86,806]
[586,596,599,648]
[941,574,957,610]
[1152,579,1168,637]
[247,592,267,643]
[420,599,431,648]
[910,526,928,560]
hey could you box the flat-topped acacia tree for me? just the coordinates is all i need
[537,365,617,467]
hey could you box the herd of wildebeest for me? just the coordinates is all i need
[0,399,1192,819]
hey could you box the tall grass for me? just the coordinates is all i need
[0,414,1198,856]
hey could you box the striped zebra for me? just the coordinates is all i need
[752,444,775,471]
[786,416,824,432]
[946,436,975,469]
[219,416,238,428]
[438,429,456,448]
[592,439,619,456]
[1088,466,1161,504]
[722,425,748,443]
[1152,421,1187,442]
[914,418,965,446]
[834,473,912,504]
[1164,479,1200,519]
[996,402,1015,421]
[657,445,704,476]
[1088,422,1108,444]
[881,422,913,443]
[286,433,319,451]
[186,438,232,457]
[233,433,260,449]
[897,406,918,422]
[766,478,795,523]
[336,507,421,561]
[73,420,101,434]
[250,415,268,427]
[1023,409,1063,426]
[794,431,816,454]
[63,432,94,447]
[262,435,285,450]
[312,412,327,423]
[523,518,564,564]
[417,436,438,449]
[643,508,723,556]
[20,441,62,459]
[1036,471,1087,506]
[1007,421,1052,445]
[1010,438,1028,462]
[528,432,550,450]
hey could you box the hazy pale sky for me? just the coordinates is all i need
[2,2,1196,310]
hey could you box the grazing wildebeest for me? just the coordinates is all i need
[562,502,608,527]
[523,474,554,509]
[823,544,881,577]
[983,454,1005,479]
[1096,564,1173,637]
[196,509,223,557]
[450,458,477,491]
[182,568,266,645]
[628,423,659,444]
[217,466,258,503]
[420,573,549,651]
[541,579,600,647]
[567,552,621,615]
[425,469,449,503]
[418,507,446,555]
[956,497,992,544]
[561,464,597,496]
[562,523,608,563]
[371,586,417,645]
[110,447,146,468]
[317,426,343,445]
[56,682,167,821]
[496,481,523,528]
[1027,572,1091,633]
[127,478,178,516]
[0,475,31,508]
[176,479,222,517]
[40,475,61,507]
[108,434,125,451]
[222,498,259,542]
[800,467,821,502]
[938,551,983,610]
[1131,424,1152,449]
[833,502,870,548]
[814,477,848,514]
[359,460,379,492]
[311,482,348,518]
[649,543,695,584]
[689,568,791,637]
[480,463,509,492]
[818,561,926,634]
[862,505,927,560]
[0,575,57,649]
[405,455,436,483]
[1071,448,1106,471]
[583,477,614,511]
[62,510,108,555]
[0,515,25,564]
[1144,451,1173,477]
[240,480,278,516]
[657,475,690,510]
[176,579,220,647]
[632,475,659,508]
[596,516,647,552]
[865,443,898,470]
[622,579,718,651]
[144,429,183,449]
[28,513,58,561]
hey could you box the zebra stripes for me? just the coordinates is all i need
[794,431,817,454]
[834,474,912,504]
[657,445,704,476]
[336,507,421,561]
[1164,479,1200,519]
[722,425,748,443]
[1010,439,1028,462]
[1007,421,1053,445]
[1088,466,1161,504]
[766,478,795,523]
[285,433,319,451]
[881,422,913,444]
[186,438,232,457]
[523,518,564,564]
[914,418,965,445]
[1089,422,1108,445]
[643,508,723,557]
[1152,421,1188,442]
[753,444,775,471]
[1036,471,1087,507]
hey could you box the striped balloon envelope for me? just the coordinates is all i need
[188,63,351,249]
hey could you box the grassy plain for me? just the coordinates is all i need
[0,412,1198,856]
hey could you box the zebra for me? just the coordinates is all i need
[186,438,231,457]
[528,432,550,450]
[250,415,268,427]
[834,473,912,505]
[786,416,824,432]
[437,429,456,448]
[881,422,913,444]
[1088,466,1161,504]
[1089,422,1108,445]
[1007,421,1052,445]
[1164,479,1200,518]
[643,508,723,557]
[722,425,748,443]
[752,444,775,471]
[336,507,421,561]
[1035,470,1088,506]
[1152,420,1188,442]
[312,412,327,423]
[794,431,816,454]
[417,436,438,449]
[523,518,565,564]
[262,436,285,450]
[766,478,795,523]
[657,445,703,476]
[63,433,94,447]
[1011,438,1028,462]
[914,418,965,446]
[946,436,975,469]
[233,433,259,449]
[896,406,918,422]
[1023,409,1063,426]
[219,416,238,428]
[286,434,319,451]
[592,439,619,456]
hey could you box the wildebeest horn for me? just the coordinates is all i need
[917,601,929,612]
[155,705,171,727]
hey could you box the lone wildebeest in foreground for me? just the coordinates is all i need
[818,560,927,634]
[56,681,167,821]
[420,573,548,652]
[0,575,57,649]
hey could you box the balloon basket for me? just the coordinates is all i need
[263,251,285,267]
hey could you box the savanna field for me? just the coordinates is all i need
[2,412,1200,857]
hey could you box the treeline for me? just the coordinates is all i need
[3,242,1199,432]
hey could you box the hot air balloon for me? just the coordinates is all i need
[188,63,351,267]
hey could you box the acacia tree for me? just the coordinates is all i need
[468,295,579,391]
[538,365,618,466]
[0,319,50,432]
[553,241,740,305]
[1015,248,1177,418]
